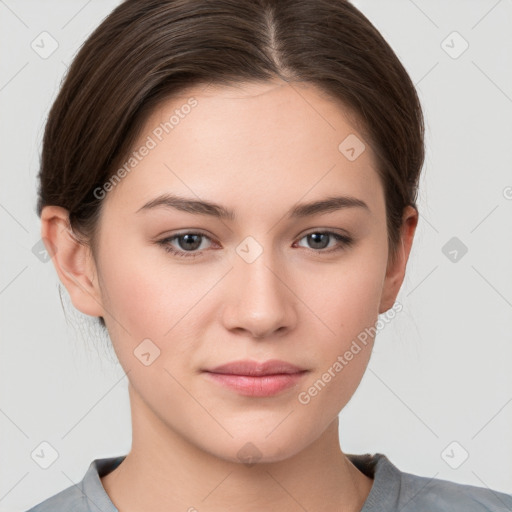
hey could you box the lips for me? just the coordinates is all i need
[202,359,309,397]
[204,359,307,376]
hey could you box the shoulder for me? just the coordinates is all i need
[396,463,512,511]
[349,452,512,512]
[24,486,88,512]
[24,455,125,512]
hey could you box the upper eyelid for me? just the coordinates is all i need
[164,228,348,239]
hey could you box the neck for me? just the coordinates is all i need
[101,385,373,512]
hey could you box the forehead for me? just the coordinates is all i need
[146,79,369,150]
[103,79,383,218]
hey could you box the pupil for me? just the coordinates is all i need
[309,233,328,249]
[180,234,201,251]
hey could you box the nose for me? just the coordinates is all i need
[221,251,298,339]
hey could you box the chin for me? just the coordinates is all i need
[205,434,308,467]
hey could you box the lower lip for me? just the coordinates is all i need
[203,371,308,397]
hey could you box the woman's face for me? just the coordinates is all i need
[88,79,410,463]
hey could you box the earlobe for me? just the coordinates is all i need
[40,205,105,319]
[378,206,418,314]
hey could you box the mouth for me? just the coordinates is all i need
[202,359,309,397]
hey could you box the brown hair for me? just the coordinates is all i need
[36,0,425,329]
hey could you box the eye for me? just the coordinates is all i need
[157,230,354,260]
[157,232,214,259]
[294,231,354,253]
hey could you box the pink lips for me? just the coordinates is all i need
[202,359,309,397]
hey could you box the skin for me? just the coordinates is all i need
[41,79,417,512]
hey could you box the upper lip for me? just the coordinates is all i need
[204,359,307,376]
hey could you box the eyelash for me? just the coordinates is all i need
[157,231,354,259]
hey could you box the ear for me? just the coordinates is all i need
[40,205,105,318]
[378,205,418,314]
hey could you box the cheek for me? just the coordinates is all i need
[297,245,387,344]
[96,255,214,394]
[97,241,212,337]
[295,289,377,430]
[292,245,386,418]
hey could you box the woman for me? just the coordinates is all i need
[27,0,512,510]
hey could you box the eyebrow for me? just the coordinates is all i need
[136,193,370,220]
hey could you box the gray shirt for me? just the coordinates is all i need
[25,453,512,511]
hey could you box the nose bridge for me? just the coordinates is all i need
[222,239,296,337]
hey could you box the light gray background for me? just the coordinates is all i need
[1,0,511,510]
